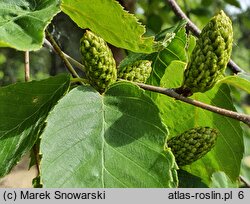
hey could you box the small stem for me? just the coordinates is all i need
[43,39,86,73]
[134,82,250,126]
[240,175,250,188]
[165,0,244,74]
[45,30,81,78]
[24,51,30,82]
[32,143,40,175]
[70,77,89,84]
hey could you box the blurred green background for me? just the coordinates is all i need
[0,0,249,186]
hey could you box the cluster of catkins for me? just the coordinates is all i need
[79,10,232,166]
[80,31,152,93]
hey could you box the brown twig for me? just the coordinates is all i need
[135,82,250,126]
[24,51,41,176]
[43,36,250,125]
[167,0,201,35]
[166,0,244,74]
[24,51,30,82]
[45,30,81,78]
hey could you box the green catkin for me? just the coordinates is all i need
[80,31,117,93]
[167,127,218,166]
[118,60,152,83]
[179,10,233,96]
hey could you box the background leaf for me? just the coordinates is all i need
[40,82,177,188]
[0,74,70,177]
[218,74,250,94]
[146,27,187,88]
[156,61,244,185]
[61,0,155,53]
[211,172,239,187]
[0,0,60,51]
[118,23,188,100]
[223,0,241,8]
[186,35,196,59]
[118,22,187,71]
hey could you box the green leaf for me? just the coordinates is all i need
[155,20,187,40]
[147,14,163,33]
[0,74,70,177]
[156,61,244,185]
[218,74,250,94]
[144,26,188,99]
[147,27,187,85]
[223,0,241,8]
[201,0,213,6]
[118,24,187,100]
[190,8,212,17]
[40,82,177,187]
[0,0,60,51]
[61,0,155,53]
[187,35,196,60]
